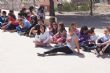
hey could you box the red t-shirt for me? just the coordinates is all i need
[8,16,18,25]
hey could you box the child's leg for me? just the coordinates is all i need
[35,41,42,46]
[100,45,110,55]
[44,46,73,55]
[105,45,110,53]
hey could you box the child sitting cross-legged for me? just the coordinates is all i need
[95,26,110,55]
[33,25,50,47]
[50,22,67,46]
[49,22,58,36]
[80,27,98,52]
[1,10,18,32]
[29,19,44,37]
[16,13,31,35]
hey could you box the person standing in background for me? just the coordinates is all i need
[37,5,45,20]
[57,0,63,14]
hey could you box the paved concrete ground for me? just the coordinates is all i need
[0,28,110,73]
[0,9,110,73]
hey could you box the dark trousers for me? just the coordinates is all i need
[98,39,110,53]
[80,42,97,51]
[104,45,110,53]
[44,46,73,54]
[7,24,18,30]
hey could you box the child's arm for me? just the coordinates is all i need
[101,40,110,45]
[29,27,35,36]
[43,32,50,44]
[74,37,80,53]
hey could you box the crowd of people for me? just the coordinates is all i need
[0,6,110,57]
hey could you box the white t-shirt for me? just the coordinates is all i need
[35,31,50,43]
[90,35,98,42]
[66,33,78,52]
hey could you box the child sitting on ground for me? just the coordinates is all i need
[51,22,67,46]
[34,25,50,47]
[16,13,31,35]
[95,26,110,55]
[29,19,44,37]
[49,22,58,36]
[1,11,18,32]
[70,22,80,37]
[81,27,98,51]
[0,11,8,27]
[79,26,89,47]
[37,24,80,57]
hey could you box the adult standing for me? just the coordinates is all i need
[37,5,45,21]
[57,0,63,14]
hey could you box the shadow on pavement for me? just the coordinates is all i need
[97,53,110,59]
[56,14,110,28]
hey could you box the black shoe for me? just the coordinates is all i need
[37,53,46,57]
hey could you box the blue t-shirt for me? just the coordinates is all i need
[0,16,3,23]
[23,19,31,29]
[101,35,110,42]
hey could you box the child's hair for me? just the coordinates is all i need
[38,5,45,11]
[18,18,23,22]
[52,22,58,27]
[18,18,23,24]
[8,13,16,20]
[70,22,77,27]
[80,26,88,33]
[37,25,46,35]
[58,22,65,32]
[20,7,27,14]
[69,24,76,32]
[69,25,72,32]
[106,26,110,32]
[18,12,27,18]
[9,10,14,13]
[88,27,95,34]
[38,19,44,24]
[29,6,34,12]
[31,15,38,24]
[8,10,14,16]
[53,22,57,25]
[2,11,7,15]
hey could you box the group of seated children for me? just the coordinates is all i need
[34,22,110,57]
[0,8,110,57]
